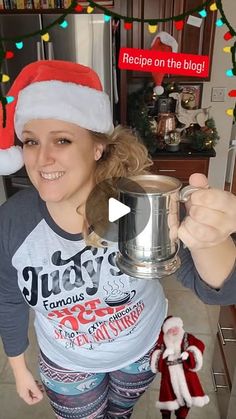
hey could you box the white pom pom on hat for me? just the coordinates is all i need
[0,60,114,176]
[153,85,165,95]
[0,146,24,176]
[151,31,178,96]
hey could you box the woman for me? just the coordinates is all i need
[0,60,235,419]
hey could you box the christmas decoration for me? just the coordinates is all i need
[87,0,235,121]
[127,82,157,155]
[165,130,181,152]
[169,92,211,130]
[150,32,178,95]
[0,2,79,127]
[216,1,236,121]
[185,118,220,151]
[150,316,209,419]
[86,0,212,26]
[127,82,184,154]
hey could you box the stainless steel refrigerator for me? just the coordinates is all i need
[0,13,114,197]
[1,13,113,104]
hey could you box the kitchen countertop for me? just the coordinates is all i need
[151,143,216,158]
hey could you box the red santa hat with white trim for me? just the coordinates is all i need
[0,60,114,175]
[151,31,178,95]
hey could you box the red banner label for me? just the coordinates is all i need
[118,47,209,78]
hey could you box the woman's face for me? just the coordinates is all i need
[22,119,103,205]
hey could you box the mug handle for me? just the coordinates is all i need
[179,185,209,203]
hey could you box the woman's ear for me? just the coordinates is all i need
[94,143,104,161]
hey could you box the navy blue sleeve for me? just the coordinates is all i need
[0,198,30,357]
[176,244,236,305]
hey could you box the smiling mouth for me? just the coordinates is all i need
[40,171,65,180]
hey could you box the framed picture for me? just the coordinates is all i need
[177,83,203,110]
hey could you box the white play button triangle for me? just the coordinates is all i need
[85,177,150,242]
[108,197,131,222]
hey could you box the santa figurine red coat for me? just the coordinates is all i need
[150,316,209,419]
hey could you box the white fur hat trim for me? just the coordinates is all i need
[14,80,114,140]
[151,31,178,53]
[162,317,183,334]
[0,146,24,175]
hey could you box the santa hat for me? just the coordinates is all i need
[162,315,183,334]
[0,60,114,176]
[151,32,178,95]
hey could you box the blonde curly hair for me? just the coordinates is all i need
[77,125,153,247]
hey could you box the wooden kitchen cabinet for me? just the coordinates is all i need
[129,0,174,50]
[172,0,216,70]
[212,306,236,419]
[150,155,210,184]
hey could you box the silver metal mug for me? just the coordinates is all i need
[115,175,198,280]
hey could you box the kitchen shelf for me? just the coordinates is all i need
[0,9,68,13]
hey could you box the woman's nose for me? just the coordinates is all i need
[37,145,55,166]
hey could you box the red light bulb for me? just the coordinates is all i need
[124,22,133,30]
[175,20,184,30]
[228,90,236,98]
[74,4,83,12]
[224,31,233,41]
[5,51,14,59]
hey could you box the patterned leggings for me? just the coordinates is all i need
[39,350,156,419]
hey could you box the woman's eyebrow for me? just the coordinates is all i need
[48,130,74,135]
[22,130,35,134]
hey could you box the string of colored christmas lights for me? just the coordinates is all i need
[0,1,77,43]
[86,0,212,25]
[215,0,236,122]
[88,0,235,121]
[0,39,7,129]
[0,0,80,126]
[0,0,235,125]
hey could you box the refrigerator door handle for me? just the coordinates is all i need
[37,41,42,60]
[48,42,54,60]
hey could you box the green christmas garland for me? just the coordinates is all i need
[127,83,157,154]
[127,82,182,154]
[185,118,220,150]
[128,82,220,153]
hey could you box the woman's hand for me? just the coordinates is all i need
[178,173,236,250]
[15,368,44,405]
[177,173,236,287]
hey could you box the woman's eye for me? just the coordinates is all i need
[57,138,72,145]
[23,139,37,146]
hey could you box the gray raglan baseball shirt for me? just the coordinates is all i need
[0,188,235,371]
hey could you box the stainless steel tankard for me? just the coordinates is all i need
[115,175,197,280]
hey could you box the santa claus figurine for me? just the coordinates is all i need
[150,316,209,419]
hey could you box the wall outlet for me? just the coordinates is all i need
[211,87,226,102]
